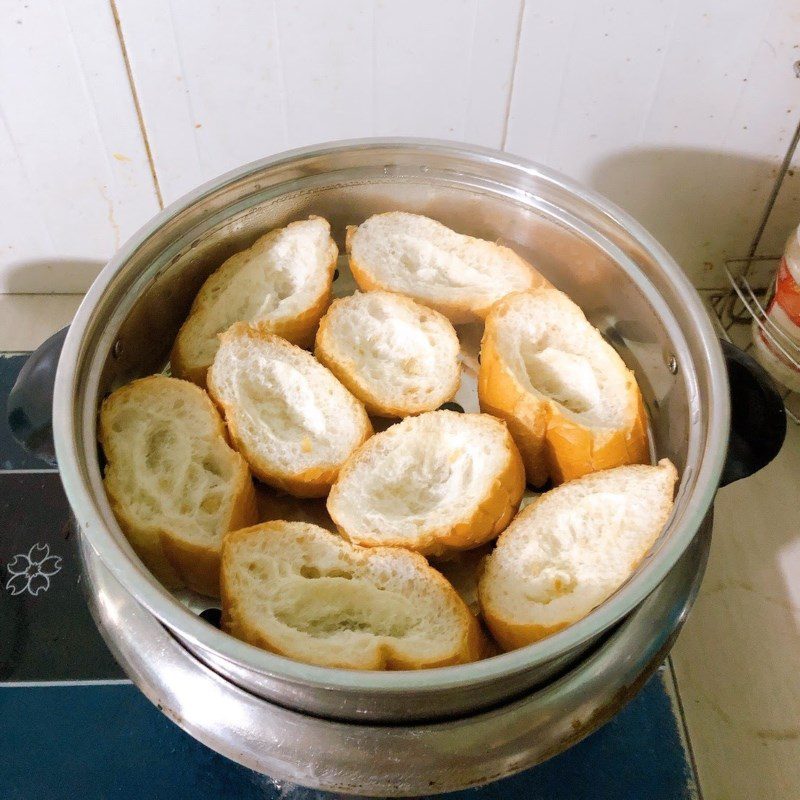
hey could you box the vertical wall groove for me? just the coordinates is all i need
[501,0,526,151]
[109,0,164,209]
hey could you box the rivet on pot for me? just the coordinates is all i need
[113,339,124,359]
[667,354,678,374]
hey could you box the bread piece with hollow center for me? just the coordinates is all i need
[315,290,461,417]
[99,375,257,596]
[171,216,337,386]
[221,521,484,669]
[208,323,372,497]
[478,288,648,486]
[327,410,525,556]
[478,459,677,650]
[346,212,548,323]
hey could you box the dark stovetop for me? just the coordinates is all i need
[0,353,699,800]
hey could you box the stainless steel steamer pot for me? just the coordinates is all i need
[8,139,785,771]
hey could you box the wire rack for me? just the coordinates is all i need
[709,255,800,424]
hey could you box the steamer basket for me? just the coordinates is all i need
[47,139,783,723]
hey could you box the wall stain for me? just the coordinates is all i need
[755,727,800,741]
[700,579,796,611]
[97,182,121,250]
[705,698,800,741]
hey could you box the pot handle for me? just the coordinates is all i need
[5,329,788,484]
[6,326,69,467]
[719,338,786,486]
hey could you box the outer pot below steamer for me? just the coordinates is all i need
[8,139,785,726]
[78,509,713,796]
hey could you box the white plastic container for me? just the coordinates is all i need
[752,224,800,393]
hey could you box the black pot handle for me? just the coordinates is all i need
[6,326,69,467]
[719,338,786,486]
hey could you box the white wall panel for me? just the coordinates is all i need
[506,0,800,286]
[370,0,522,144]
[0,0,159,293]
[114,0,523,203]
[113,0,288,203]
[275,0,373,147]
[4,0,799,294]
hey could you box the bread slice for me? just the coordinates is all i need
[98,375,257,596]
[221,521,484,670]
[478,289,648,487]
[478,459,678,650]
[171,216,337,386]
[327,410,525,556]
[314,290,461,417]
[207,323,372,498]
[346,212,548,323]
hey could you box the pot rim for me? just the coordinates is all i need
[54,137,728,694]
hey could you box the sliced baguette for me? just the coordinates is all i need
[171,216,337,386]
[327,410,525,556]
[315,290,461,417]
[221,521,484,670]
[478,459,678,650]
[207,323,372,498]
[478,289,648,486]
[99,375,257,596]
[346,212,548,323]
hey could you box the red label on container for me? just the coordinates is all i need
[773,257,800,326]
